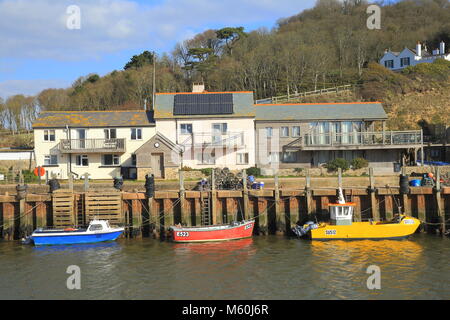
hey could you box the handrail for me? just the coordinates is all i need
[255,84,355,104]
[303,130,422,146]
[59,138,126,151]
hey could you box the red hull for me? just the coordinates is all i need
[170,220,255,243]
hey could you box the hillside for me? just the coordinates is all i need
[1,0,449,133]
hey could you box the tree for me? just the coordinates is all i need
[216,27,246,55]
[124,51,155,70]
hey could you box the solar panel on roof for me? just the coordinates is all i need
[173,93,234,115]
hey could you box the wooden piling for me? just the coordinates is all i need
[211,170,221,225]
[242,170,250,220]
[257,198,268,235]
[305,169,313,216]
[179,171,189,226]
[435,167,445,235]
[274,175,285,235]
[369,168,380,221]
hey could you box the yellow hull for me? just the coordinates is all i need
[309,216,421,240]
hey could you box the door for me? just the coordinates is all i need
[77,129,86,149]
[151,154,164,178]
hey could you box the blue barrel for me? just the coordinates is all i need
[409,179,421,187]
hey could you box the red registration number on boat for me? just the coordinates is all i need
[176,232,190,237]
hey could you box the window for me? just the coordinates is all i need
[44,130,55,142]
[89,224,103,231]
[400,57,410,67]
[282,152,298,163]
[269,152,280,163]
[384,60,394,68]
[212,123,227,134]
[280,127,289,137]
[197,151,215,165]
[292,126,301,137]
[237,153,249,165]
[103,154,119,166]
[44,155,58,165]
[131,128,142,140]
[104,128,117,139]
[131,154,137,166]
[266,127,273,138]
[180,124,193,134]
[76,155,89,167]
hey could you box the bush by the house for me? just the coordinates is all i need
[246,167,261,177]
[325,158,350,172]
[200,168,213,176]
[351,158,369,170]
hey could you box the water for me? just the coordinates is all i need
[0,234,448,300]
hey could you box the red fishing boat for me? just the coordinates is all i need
[170,220,255,243]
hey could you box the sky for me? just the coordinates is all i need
[0,0,317,99]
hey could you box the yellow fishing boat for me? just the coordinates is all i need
[293,188,421,240]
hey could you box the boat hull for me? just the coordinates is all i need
[309,217,421,240]
[170,220,255,243]
[31,230,124,245]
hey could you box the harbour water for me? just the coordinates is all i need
[0,234,448,300]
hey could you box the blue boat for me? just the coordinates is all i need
[27,220,124,246]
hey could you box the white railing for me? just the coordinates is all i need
[180,132,245,148]
[59,139,126,153]
[302,130,422,147]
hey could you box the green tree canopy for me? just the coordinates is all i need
[124,51,155,70]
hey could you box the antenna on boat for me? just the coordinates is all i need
[337,187,346,204]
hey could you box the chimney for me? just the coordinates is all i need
[384,48,388,54]
[416,42,422,57]
[440,41,446,55]
[192,83,205,93]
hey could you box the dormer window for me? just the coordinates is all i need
[384,60,394,68]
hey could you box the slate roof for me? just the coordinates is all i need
[154,92,255,119]
[32,111,155,128]
[255,102,387,121]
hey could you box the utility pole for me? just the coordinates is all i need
[152,51,156,110]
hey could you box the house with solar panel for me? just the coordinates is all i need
[254,102,424,174]
[32,111,155,180]
[140,84,256,177]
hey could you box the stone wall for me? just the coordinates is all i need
[261,167,369,177]
[0,160,35,171]
[403,165,450,175]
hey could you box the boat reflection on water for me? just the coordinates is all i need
[172,238,256,257]
[307,238,425,298]
[32,241,122,254]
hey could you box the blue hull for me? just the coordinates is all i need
[32,231,123,246]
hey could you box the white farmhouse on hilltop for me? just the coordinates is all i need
[379,41,450,71]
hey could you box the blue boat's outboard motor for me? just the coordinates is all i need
[292,221,319,238]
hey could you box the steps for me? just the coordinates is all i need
[200,193,211,226]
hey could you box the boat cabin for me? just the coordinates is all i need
[329,203,355,226]
[88,220,112,232]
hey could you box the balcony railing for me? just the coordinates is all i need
[59,139,126,153]
[180,132,245,149]
[287,130,422,150]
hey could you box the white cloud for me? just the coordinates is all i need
[0,0,316,60]
[0,79,71,99]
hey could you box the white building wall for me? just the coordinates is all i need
[156,118,255,170]
[34,127,156,180]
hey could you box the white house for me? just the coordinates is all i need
[150,85,256,172]
[379,41,450,71]
[32,111,156,180]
